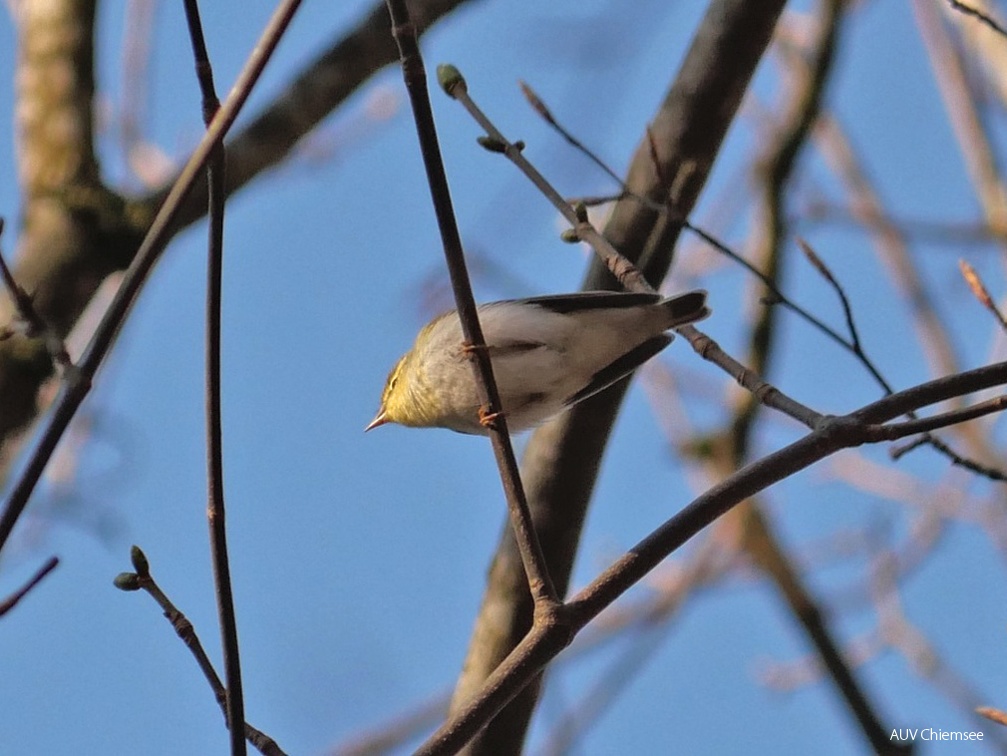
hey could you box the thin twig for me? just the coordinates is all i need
[808,110,978,457]
[181,1,246,754]
[0,0,305,559]
[443,67,650,294]
[867,395,1007,441]
[890,432,1007,481]
[0,556,58,617]
[796,233,1004,477]
[519,80,625,188]
[959,259,1007,332]
[797,237,861,350]
[384,1,559,609]
[681,220,860,356]
[114,547,285,756]
[949,0,1007,38]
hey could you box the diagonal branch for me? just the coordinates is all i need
[0,556,58,617]
[114,547,285,756]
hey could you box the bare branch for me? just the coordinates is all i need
[0,556,58,617]
[181,1,246,752]
[114,547,285,756]
[948,0,1007,38]
[386,2,559,610]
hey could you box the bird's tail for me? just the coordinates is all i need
[661,290,710,328]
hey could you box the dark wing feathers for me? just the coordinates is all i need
[564,334,673,407]
[514,291,662,313]
[513,290,709,326]
[663,290,708,325]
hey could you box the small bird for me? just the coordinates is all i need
[366,290,709,435]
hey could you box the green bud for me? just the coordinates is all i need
[437,64,466,98]
[130,545,150,577]
[560,228,581,243]
[114,572,141,591]
[476,136,507,153]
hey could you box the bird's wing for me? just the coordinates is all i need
[513,291,661,313]
[564,334,673,406]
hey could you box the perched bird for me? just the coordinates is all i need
[366,290,709,435]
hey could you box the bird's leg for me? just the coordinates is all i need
[479,406,502,430]
[461,341,489,357]
[462,342,505,430]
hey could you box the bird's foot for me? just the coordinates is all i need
[461,341,489,357]
[479,406,503,430]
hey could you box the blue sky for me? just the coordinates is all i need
[2,1,1006,754]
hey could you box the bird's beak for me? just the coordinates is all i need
[364,410,389,432]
